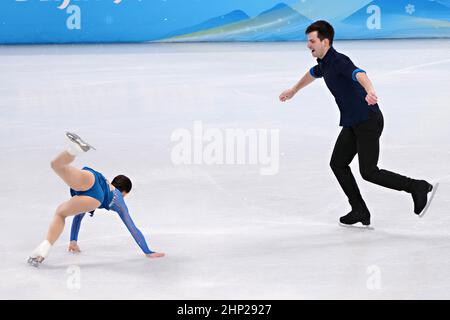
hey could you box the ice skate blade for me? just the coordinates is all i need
[65,132,96,151]
[339,222,374,230]
[27,257,41,268]
[419,182,439,218]
[27,257,44,268]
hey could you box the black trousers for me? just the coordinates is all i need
[330,110,414,209]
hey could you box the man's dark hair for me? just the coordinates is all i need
[112,175,132,193]
[305,20,334,46]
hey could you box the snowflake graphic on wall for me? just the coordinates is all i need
[405,4,416,15]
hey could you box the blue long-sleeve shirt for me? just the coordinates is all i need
[70,189,154,254]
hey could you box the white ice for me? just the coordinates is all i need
[0,40,449,299]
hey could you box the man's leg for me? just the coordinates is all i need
[355,111,432,214]
[330,127,363,208]
[355,112,412,190]
[330,127,372,226]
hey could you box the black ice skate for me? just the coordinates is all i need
[411,181,439,218]
[339,209,373,230]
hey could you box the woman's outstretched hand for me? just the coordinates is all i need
[68,241,81,253]
[146,252,165,258]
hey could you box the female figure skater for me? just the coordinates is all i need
[28,132,165,267]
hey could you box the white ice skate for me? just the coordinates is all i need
[65,131,96,154]
[27,240,52,268]
[419,182,439,218]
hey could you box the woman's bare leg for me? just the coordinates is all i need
[29,132,98,266]
[46,196,100,244]
[50,151,95,191]
[28,196,100,267]
[30,196,100,264]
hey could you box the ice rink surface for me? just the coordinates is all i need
[1,39,449,299]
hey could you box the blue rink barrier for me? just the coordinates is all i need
[0,0,449,44]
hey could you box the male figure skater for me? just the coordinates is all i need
[279,20,438,228]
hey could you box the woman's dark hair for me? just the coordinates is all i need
[305,20,335,46]
[111,175,132,193]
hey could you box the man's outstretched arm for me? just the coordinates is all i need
[279,71,316,102]
[356,72,378,105]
